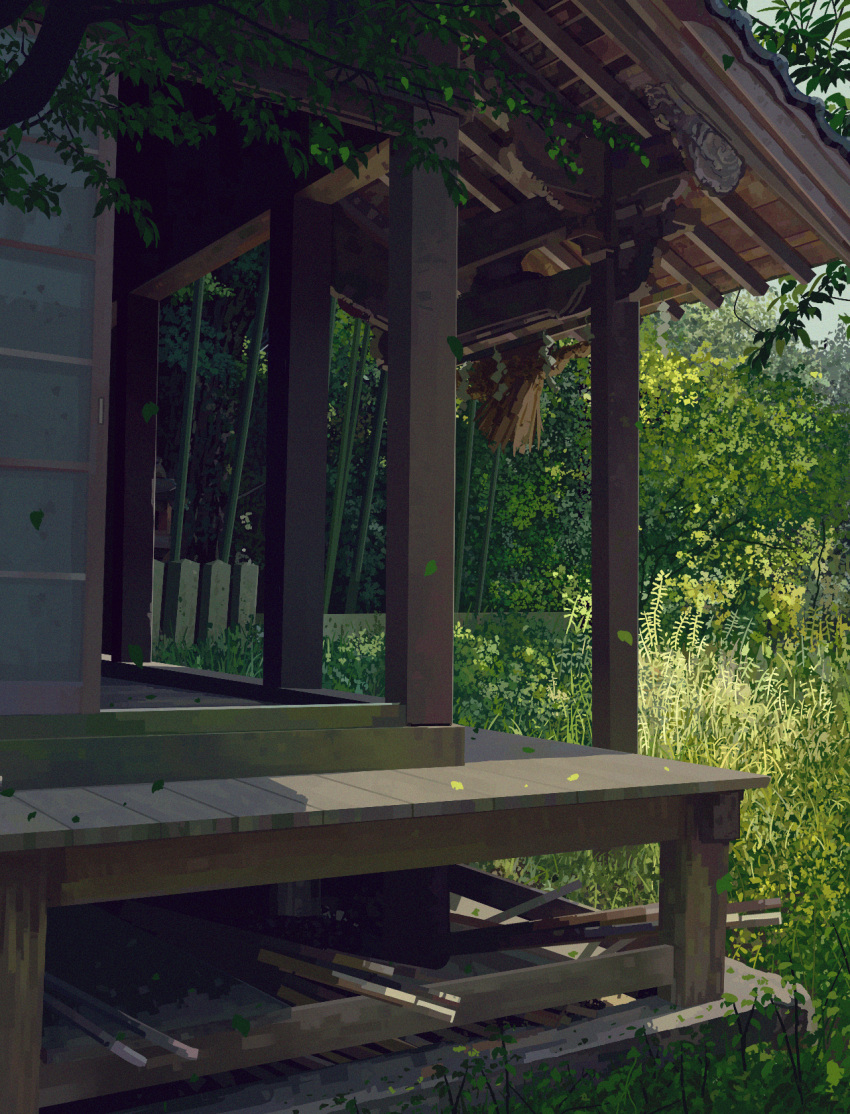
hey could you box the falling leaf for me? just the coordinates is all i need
[127,643,144,668]
[450,780,464,790]
[141,401,159,423]
[471,908,480,917]
[146,694,156,700]
[424,559,437,577]
[617,630,633,646]
[151,779,165,793]
[664,767,670,772]
[524,784,528,788]
[189,1073,199,1082]
[232,1013,250,1036]
[446,335,464,361]
[722,54,734,70]
[194,698,201,703]
[0,787,14,797]
[567,773,579,782]
[27,811,36,821]
[71,815,80,823]
[29,509,44,530]
[522,746,535,753]
[151,973,160,981]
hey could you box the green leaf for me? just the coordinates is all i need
[27,812,36,821]
[400,75,409,91]
[424,559,437,577]
[232,1013,250,1036]
[716,871,734,896]
[29,509,44,531]
[151,779,165,793]
[127,643,144,668]
[640,154,650,168]
[141,401,158,423]
[71,815,80,823]
[0,788,14,797]
[617,630,634,646]
[446,335,464,361]
[722,54,734,70]
[521,746,535,752]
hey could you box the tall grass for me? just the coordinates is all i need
[152,571,850,1111]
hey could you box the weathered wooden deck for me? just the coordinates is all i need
[0,664,773,1112]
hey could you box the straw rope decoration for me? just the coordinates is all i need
[458,335,590,456]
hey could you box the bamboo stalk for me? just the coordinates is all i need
[169,278,205,562]
[328,294,338,391]
[345,362,388,613]
[455,399,479,614]
[219,244,271,564]
[474,443,502,614]
[324,318,371,612]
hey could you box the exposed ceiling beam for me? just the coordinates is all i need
[295,140,391,205]
[501,0,656,137]
[684,223,769,297]
[658,247,724,309]
[459,120,583,273]
[709,193,815,284]
[458,195,571,273]
[458,161,516,212]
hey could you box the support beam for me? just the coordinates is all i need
[385,39,459,726]
[296,140,392,206]
[263,192,333,693]
[590,247,640,754]
[658,247,724,309]
[102,294,159,665]
[709,192,815,284]
[685,223,769,296]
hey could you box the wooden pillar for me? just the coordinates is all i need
[102,293,160,664]
[657,792,737,1007]
[262,193,333,692]
[385,43,459,726]
[0,853,54,1114]
[590,250,640,753]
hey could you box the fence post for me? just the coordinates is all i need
[455,399,479,614]
[324,317,371,612]
[345,362,388,613]
[474,443,502,615]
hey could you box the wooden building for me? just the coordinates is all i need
[2,1,849,1109]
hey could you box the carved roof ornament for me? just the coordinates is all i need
[640,83,744,197]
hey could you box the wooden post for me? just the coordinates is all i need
[263,193,333,692]
[385,39,459,725]
[103,293,160,665]
[656,792,738,1007]
[0,852,54,1114]
[590,145,640,753]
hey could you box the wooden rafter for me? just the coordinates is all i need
[710,192,815,284]
[685,222,769,297]
[658,246,724,309]
[501,0,656,137]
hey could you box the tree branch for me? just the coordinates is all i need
[0,0,93,130]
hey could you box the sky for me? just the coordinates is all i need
[736,0,850,343]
